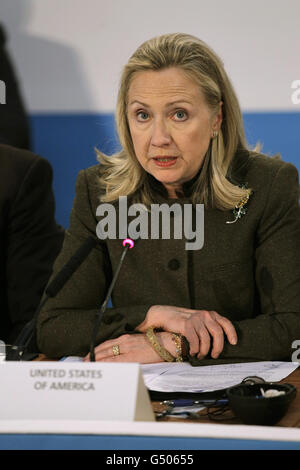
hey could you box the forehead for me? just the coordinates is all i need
[128,67,203,104]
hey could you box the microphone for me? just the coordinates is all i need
[89,238,135,362]
[6,236,98,361]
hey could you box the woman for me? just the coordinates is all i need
[36,33,300,365]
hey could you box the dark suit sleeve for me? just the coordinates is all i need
[36,169,151,358]
[6,156,64,343]
[191,162,300,365]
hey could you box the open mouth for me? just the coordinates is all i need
[152,156,178,167]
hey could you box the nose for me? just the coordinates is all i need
[150,118,172,147]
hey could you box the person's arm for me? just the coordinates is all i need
[36,168,152,358]
[190,161,300,364]
[6,156,64,344]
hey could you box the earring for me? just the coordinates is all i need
[212,130,218,138]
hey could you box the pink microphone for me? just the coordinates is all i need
[122,238,135,249]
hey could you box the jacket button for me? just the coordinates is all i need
[168,259,180,270]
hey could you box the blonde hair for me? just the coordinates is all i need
[97,32,252,209]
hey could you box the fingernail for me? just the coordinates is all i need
[231,338,237,345]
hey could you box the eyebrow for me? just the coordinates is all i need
[128,99,193,107]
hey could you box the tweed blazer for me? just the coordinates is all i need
[36,150,300,365]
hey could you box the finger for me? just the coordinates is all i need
[195,325,211,359]
[96,351,138,362]
[214,313,238,345]
[176,321,200,356]
[90,343,125,362]
[83,334,132,361]
[203,318,224,358]
[157,315,199,355]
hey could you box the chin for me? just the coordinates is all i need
[152,171,181,184]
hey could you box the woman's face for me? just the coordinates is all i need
[127,67,222,198]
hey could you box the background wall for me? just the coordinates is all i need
[1,0,300,228]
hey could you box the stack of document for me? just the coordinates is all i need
[141,361,299,393]
[62,357,299,393]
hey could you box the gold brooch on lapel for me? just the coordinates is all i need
[226,184,251,224]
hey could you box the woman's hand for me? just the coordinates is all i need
[136,305,238,359]
[83,332,176,363]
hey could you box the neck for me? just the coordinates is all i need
[164,184,183,199]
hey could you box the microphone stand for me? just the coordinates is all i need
[89,238,134,362]
[6,296,49,361]
[6,236,98,361]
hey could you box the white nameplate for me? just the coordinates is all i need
[0,362,154,422]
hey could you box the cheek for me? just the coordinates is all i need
[181,129,211,164]
[132,135,150,162]
[189,125,211,149]
[130,133,148,168]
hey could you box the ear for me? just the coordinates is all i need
[212,101,223,133]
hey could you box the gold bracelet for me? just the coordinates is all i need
[146,327,175,362]
[172,333,184,362]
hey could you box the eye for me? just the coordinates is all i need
[136,111,150,121]
[173,110,188,121]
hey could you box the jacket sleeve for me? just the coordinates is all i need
[36,169,152,358]
[190,161,300,365]
[6,156,64,344]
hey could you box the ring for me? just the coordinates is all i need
[112,345,120,356]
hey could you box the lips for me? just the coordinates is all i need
[153,155,178,160]
[152,156,178,167]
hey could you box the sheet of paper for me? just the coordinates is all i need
[141,361,299,392]
[60,357,299,393]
